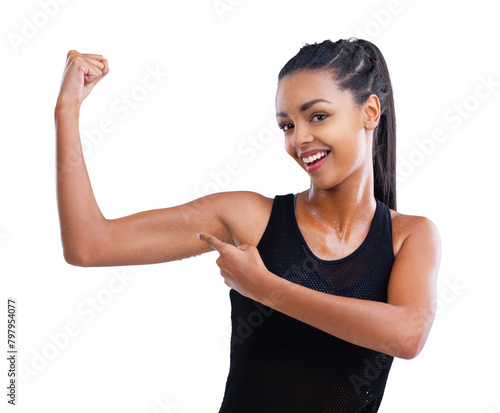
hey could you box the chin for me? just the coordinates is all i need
[309,171,342,191]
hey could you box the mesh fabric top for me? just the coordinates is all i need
[218,193,395,412]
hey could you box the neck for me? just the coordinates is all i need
[303,163,376,239]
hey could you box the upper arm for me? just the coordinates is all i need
[73,191,265,267]
[386,216,442,357]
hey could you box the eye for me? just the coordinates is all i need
[278,122,294,132]
[311,113,328,122]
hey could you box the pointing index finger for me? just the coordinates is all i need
[197,232,227,251]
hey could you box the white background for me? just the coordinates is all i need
[1,0,499,412]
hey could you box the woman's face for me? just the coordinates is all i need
[275,70,378,190]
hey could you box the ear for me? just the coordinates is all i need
[363,94,381,131]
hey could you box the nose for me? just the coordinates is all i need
[291,124,314,148]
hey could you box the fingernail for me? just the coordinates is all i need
[196,233,201,239]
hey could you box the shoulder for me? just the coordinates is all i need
[389,208,441,258]
[208,191,275,247]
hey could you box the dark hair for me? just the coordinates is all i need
[278,38,397,211]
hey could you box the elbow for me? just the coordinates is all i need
[399,343,421,360]
[397,332,428,360]
[61,223,107,267]
[63,247,94,267]
[391,308,435,360]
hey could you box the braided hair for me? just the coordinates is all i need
[278,38,397,210]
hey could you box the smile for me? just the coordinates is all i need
[303,151,330,172]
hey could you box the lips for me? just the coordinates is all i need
[304,151,330,173]
[298,149,331,159]
[301,150,329,165]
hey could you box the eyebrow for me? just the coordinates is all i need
[276,99,332,118]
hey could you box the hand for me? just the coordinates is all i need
[56,50,109,109]
[197,232,272,302]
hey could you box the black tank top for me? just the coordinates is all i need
[218,193,395,412]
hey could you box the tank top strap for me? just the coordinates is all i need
[273,193,394,265]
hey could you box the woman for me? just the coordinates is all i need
[55,38,441,412]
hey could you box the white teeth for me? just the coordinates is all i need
[303,151,328,164]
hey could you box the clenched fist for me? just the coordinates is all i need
[56,50,109,109]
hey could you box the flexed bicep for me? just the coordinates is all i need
[72,191,267,268]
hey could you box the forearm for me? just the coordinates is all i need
[260,271,431,359]
[55,103,106,264]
